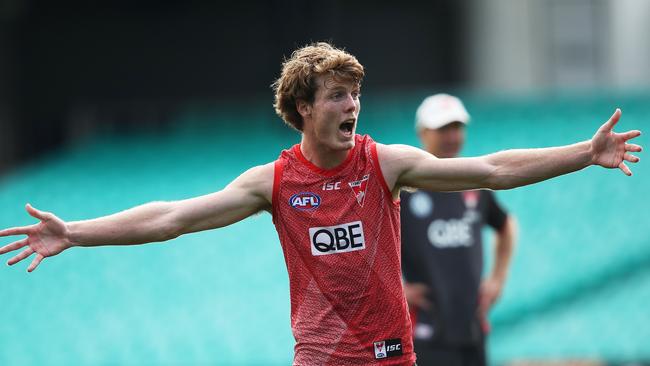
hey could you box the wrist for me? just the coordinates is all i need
[65,221,81,248]
[585,139,597,167]
[571,140,594,169]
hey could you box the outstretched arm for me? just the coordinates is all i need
[0,163,274,272]
[379,109,642,194]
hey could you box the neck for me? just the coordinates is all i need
[300,135,351,170]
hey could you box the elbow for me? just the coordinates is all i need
[484,166,520,191]
[160,207,187,242]
[487,180,512,191]
[155,201,184,242]
[160,223,183,242]
[481,154,525,191]
[484,171,510,191]
[478,157,510,191]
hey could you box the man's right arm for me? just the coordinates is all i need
[68,163,274,246]
[0,162,274,271]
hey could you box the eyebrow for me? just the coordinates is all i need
[327,86,347,94]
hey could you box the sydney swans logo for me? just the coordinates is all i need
[349,174,370,207]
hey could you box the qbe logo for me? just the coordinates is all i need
[373,338,402,359]
[289,192,321,211]
[309,221,365,256]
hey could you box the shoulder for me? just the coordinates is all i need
[376,143,436,192]
[376,143,435,168]
[376,143,423,163]
[229,162,275,204]
[242,162,275,180]
[375,142,423,155]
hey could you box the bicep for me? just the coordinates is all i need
[171,164,273,235]
[379,143,496,192]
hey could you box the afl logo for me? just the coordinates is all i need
[289,192,321,211]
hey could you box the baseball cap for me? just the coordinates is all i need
[415,93,470,130]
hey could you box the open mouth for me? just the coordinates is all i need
[339,119,355,137]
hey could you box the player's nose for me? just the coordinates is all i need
[343,93,357,112]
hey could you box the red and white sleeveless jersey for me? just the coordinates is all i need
[272,134,415,365]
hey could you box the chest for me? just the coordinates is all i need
[281,171,380,221]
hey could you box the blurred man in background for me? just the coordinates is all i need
[401,94,517,366]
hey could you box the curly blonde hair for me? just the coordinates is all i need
[272,42,364,131]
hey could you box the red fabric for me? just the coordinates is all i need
[273,135,415,365]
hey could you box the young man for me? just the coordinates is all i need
[0,43,643,366]
[401,94,517,366]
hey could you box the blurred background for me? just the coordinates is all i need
[0,0,648,365]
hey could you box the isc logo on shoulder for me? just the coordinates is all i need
[309,221,365,256]
[373,338,403,359]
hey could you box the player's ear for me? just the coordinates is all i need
[296,99,312,118]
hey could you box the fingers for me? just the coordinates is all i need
[404,283,431,310]
[1,203,50,238]
[619,162,632,176]
[626,143,643,152]
[411,283,429,294]
[418,297,432,311]
[601,108,621,131]
[0,225,35,237]
[7,247,33,266]
[25,203,54,222]
[479,314,492,334]
[27,254,44,272]
[0,238,29,255]
[621,130,642,141]
[478,294,493,314]
[477,297,491,334]
[477,304,487,319]
[624,153,640,163]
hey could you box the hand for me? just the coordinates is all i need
[590,109,642,176]
[477,277,503,334]
[403,282,431,311]
[0,204,72,272]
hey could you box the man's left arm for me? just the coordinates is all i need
[478,215,517,332]
[379,109,642,195]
